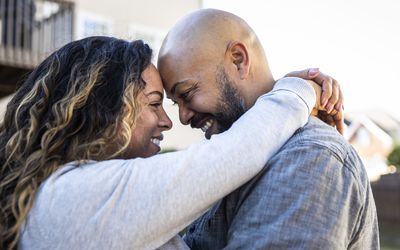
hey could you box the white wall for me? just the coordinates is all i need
[73,0,200,56]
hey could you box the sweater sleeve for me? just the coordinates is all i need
[26,77,316,250]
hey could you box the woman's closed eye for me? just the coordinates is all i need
[150,101,163,108]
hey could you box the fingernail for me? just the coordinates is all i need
[335,103,342,111]
[308,68,319,76]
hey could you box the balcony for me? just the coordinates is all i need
[0,0,74,97]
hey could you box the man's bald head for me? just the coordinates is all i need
[158,9,274,108]
[160,9,261,62]
[157,9,275,137]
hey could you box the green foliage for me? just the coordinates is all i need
[387,145,400,170]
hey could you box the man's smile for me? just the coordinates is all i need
[201,119,214,132]
[190,114,218,139]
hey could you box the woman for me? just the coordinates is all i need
[0,36,329,249]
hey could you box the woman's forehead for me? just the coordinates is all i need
[142,64,164,95]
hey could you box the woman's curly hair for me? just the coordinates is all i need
[0,36,152,249]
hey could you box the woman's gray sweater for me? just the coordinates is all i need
[19,77,315,249]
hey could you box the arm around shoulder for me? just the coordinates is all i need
[109,77,317,248]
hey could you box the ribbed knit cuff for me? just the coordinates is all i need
[269,77,316,114]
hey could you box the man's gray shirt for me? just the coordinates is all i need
[184,117,379,249]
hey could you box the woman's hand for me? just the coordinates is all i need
[285,68,344,135]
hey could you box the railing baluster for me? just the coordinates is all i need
[32,16,39,65]
[21,0,27,64]
[41,14,45,61]
[0,0,6,60]
[0,0,5,45]
[6,0,14,61]
[68,4,73,41]
[15,0,22,65]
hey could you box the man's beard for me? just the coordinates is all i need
[213,67,246,133]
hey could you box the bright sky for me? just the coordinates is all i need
[203,0,400,120]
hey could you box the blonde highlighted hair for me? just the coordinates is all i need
[0,36,153,249]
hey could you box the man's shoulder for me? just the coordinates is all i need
[282,116,350,158]
[270,116,360,170]
[270,116,369,191]
[228,117,369,212]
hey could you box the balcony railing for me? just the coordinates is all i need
[0,0,74,69]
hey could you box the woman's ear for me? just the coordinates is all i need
[226,41,250,80]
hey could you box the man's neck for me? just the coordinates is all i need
[244,78,276,110]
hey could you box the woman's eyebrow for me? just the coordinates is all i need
[145,91,164,99]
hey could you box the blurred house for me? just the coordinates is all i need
[366,111,400,143]
[345,111,400,180]
[0,0,203,148]
[345,112,400,224]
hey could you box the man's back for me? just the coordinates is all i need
[184,117,379,249]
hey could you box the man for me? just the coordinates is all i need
[157,9,379,249]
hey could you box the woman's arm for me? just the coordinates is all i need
[34,77,316,249]
[123,77,316,248]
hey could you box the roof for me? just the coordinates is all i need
[345,113,394,148]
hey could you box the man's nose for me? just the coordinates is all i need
[178,104,195,125]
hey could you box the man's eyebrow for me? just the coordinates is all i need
[145,91,163,99]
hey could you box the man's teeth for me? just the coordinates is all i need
[150,138,160,146]
[201,120,213,132]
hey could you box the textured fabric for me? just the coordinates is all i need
[19,77,315,250]
[184,117,380,250]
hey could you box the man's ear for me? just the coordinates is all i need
[226,41,250,80]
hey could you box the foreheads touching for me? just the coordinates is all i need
[157,9,273,138]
